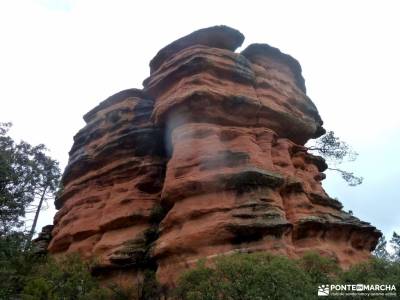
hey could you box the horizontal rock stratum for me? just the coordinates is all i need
[47,25,381,287]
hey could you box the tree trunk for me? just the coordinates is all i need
[27,186,48,243]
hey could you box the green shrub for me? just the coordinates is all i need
[175,253,317,300]
[21,254,110,300]
[0,233,43,299]
[21,254,163,300]
[175,252,400,300]
[4,245,400,300]
[339,257,400,287]
[174,260,217,300]
[149,205,166,225]
[298,251,340,285]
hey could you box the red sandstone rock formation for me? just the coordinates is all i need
[48,89,165,284]
[48,25,381,287]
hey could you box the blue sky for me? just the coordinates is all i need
[0,0,399,239]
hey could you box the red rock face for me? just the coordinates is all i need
[48,89,165,284]
[49,25,381,287]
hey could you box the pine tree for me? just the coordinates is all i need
[373,236,390,260]
[390,231,400,262]
[308,131,363,186]
[0,122,60,238]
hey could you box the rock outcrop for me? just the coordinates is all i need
[48,89,165,284]
[32,225,54,255]
[49,25,381,287]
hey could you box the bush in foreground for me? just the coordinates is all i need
[175,252,400,300]
[5,250,400,299]
[21,254,110,300]
[21,254,161,300]
[0,233,41,299]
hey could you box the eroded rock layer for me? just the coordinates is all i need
[50,25,381,287]
[49,89,165,284]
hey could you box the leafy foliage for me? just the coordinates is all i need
[310,131,357,163]
[298,252,340,284]
[373,236,391,260]
[328,168,363,186]
[0,122,61,237]
[21,254,163,300]
[175,253,317,300]
[21,254,111,300]
[175,252,400,300]
[0,232,42,299]
[373,232,400,262]
[135,270,163,300]
[340,258,400,289]
[308,130,363,186]
[0,122,64,298]
[1,247,399,300]
[390,232,400,262]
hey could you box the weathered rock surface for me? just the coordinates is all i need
[32,225,53,255]
[149,25,244,74]
[48,89,165,284]
[49,25,381,288]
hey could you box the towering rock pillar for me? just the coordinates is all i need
[48,26,381,288]
[143,26,380,285]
